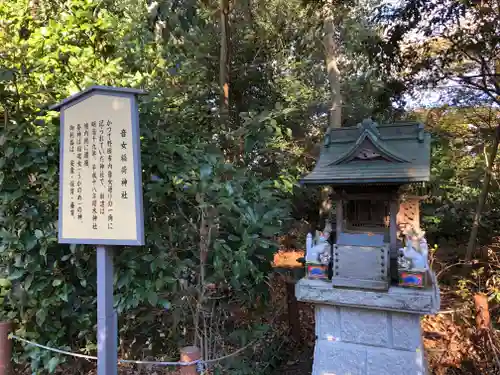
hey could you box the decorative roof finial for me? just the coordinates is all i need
[357,118,380,137]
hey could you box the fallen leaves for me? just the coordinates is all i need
[272,249,304,269]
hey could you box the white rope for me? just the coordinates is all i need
[11,328,271,368]
[9,305,285,368]
[9,335,199,366]
[10,335,98,361]
[119,358,198,366]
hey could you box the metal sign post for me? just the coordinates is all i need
[96,245,117,374]
[51,86,145,375]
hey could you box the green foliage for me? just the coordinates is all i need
[0,0,418,373]
[0,0,300,372]
[408,107,500,245]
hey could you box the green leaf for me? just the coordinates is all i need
[164,276,177,284]
[9,189,23,201]
[24,236,37,251]
[200,164,212,180]
[52,279,63,287]
[36,309,47,326]
[8,269,24,280]
[47,357,59,373]
[225,182,234,195]
[24,274,33,290]
[147,290,158,306]
[117,274,130,289]
[59,290,68,302]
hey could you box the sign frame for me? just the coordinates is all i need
[51,85,145,246]
[51,86,147,375]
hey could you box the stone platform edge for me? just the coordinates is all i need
[295,275,440,315]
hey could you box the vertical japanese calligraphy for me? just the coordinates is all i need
[107,121,113,230]
[120,129,128,201]
[59,93,140,243]
[98,120,106,222]
[69,124,75,218]
[91,121,98,230]
[76,123,83,221]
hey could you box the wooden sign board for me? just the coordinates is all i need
[51,86,145,246]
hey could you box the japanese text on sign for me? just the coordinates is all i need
[60,94,139,242]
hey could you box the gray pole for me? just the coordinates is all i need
[97,246,118,375]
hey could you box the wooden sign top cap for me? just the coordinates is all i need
[50,85,145,111]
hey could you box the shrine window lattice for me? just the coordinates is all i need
[344,200,390,231]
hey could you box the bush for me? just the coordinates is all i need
[0,1,297,372]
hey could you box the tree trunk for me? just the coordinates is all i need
[319,186,333,232]
[319,1,342,230]
[465,125,500,261]
[219,0,230,121]
[286,278,300,342]
[322,1,342,131]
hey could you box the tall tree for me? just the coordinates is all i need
[322,0,343,130]
[0,0,417,372]
[375,0,499,106]
[466,120,500,261]
[219,0,231,120]
[374,0,500,258]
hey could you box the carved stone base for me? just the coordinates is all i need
[296,278,439,375]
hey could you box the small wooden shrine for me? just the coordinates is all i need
[297,119,439,375]
[302,119,431,290]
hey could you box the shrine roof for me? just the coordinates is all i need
[301,119,431,185]
[50,85,145,111]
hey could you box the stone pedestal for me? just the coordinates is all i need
[296,278,440,375]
